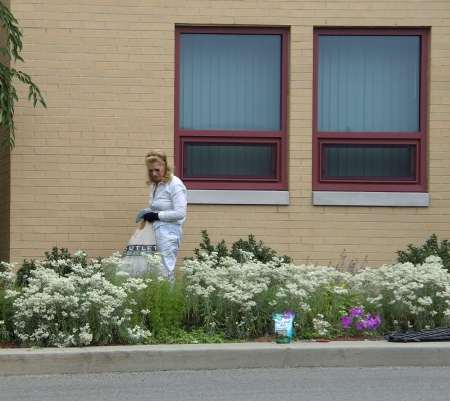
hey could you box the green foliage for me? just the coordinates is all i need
[306,283,363,338]
[15,246,99,287]
[0,262,16,342]
[193,230,229,263]
[4,241,450,346]
[147,328,226,344]
[230,234,290,264]
[15,259,37,287]
[128,270,187,338]
[397,234,450,271]
[192,230,292,266]
[0,1,46,150]
[0,288,13,341]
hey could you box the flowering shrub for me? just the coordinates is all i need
[15,246,92,287]
[2,248,450,346]
[350,255,450,331]
[341,308,381,335]
[180,252,356,339]
[3,252,152,347]
[182,254,450,339]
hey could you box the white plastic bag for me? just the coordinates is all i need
[121,221,157,276]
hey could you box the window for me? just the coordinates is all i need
[175,26,288,190]
[313,28,428,192]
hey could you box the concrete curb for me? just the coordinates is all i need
[1,341,450,376]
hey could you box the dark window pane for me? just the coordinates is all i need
[185,143,276,178]
[180,34,282,131]
[318,36,420,133]
[323,145,415,179]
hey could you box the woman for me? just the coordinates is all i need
[135,150,187,280]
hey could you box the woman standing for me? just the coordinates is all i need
[136,150,187,281]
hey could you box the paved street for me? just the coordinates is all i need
[1,366,450,401]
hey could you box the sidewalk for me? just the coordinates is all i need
[2,340,450,376]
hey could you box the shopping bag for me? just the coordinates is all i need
[121,220,157,276]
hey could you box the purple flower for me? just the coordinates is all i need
[366,319,376,329]
[350,308,364,318]
[342,308,382,332]
[355,321,365,331]
[341,316,353,329]
[373,316,382,330]
[282,311,295,318]
[360,315,382,331]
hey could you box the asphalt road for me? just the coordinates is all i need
[1,366,450,401]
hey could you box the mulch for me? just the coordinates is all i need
[0,336,382,348]
[0,342,20,349]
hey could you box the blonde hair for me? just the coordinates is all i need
[145,150,174,185]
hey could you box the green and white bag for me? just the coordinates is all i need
[272,311,295,344]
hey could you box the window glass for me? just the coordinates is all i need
[322,145,415,179]
[180,34,282,131]
[175,27,288,191]
[185,143,276,178]
[318,36,420,133]
[313,29,427,192]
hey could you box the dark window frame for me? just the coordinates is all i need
[175,26,289,191]
[312,28,428,192]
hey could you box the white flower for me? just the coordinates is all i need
[313,315,331,336]
[417,296,433,306]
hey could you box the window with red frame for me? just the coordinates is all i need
[175,26,288,190]
[313,28,428,192]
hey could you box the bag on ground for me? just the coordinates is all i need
[272,311,295,344]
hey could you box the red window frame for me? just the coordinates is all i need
[312,28,428,192]
[174,26,289,191]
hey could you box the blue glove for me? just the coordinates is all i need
[135,209,148,223]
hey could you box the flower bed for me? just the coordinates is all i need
[1,250,449,347]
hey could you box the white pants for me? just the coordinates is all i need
[154,224,182,280]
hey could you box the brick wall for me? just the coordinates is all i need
[5,0,450,269]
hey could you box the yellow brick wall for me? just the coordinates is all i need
[4,0,450,270]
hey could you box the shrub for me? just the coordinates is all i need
[397,234,450,271]
[10,252,151,347]
[0,262,16,342]
[3,239,450,347]
[15,246,99,287]
[181,254,359,340]
[191,230,292,266]
[351,255,450,332]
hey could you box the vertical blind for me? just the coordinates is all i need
[180,34,282,131]
[318,35,421,133]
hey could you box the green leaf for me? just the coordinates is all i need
[0,2,46,150]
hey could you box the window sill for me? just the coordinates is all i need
[312,191,430,207]
[187,190,290,205]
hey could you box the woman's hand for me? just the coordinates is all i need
[144,212,160,222]
[135,209,148,223]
